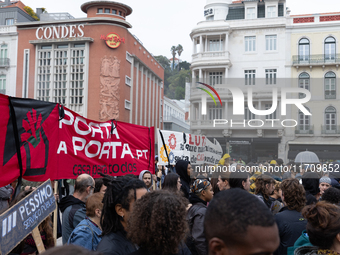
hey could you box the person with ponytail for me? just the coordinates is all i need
[96,176,147,255]
[295,201,340,255]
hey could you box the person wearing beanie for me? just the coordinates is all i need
[302,172,319,205]
[318,176,331,200]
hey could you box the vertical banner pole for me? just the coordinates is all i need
[53,181,58,244]
[32,227,46,254]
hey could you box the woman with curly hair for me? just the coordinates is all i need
[96,176,147,255]
[127,190,190,255]
[274,178,307,255]
[295,201,340,255]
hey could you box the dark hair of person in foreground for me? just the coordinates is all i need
[41,244,102,255]
[128,190,188,255]
[204,188,279,254]
[322,187,340,204]
[163,172,180,193]
[100,176,146,235]
[302,201,340,250]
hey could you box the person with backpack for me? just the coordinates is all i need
[186,179,214,255]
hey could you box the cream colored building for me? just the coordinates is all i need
[287,13,340,162]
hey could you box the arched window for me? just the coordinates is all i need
[298,38,310,62]
[325,36,336,61]
[325,106,337,131]
[298,107,311,133]
[299,72,310,98]
[325,71,336,99]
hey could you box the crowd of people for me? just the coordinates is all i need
[1,154,340,255]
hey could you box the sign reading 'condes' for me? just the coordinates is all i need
[36,24,85,40]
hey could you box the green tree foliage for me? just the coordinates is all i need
[179,61,190,71]
[24,6,39,20]
[167,69,191,100]
[154,55,170,70]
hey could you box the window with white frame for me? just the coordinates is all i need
[0,75,6,94]
[246,7,256,19]
[209,39,223,52]
[209,105,223,120]
[245,70,255,85]
[298,107,311,131]
[265,69,277,85]
[36,43,86,114]
[325,71,336,99]
[299,72,310,98]
[0,44,8,64]
[5,18,14,25]
[325,106,336,131]
[325,36,336,61]
[245,36,256,52]
[209,72,223,85]
[266,35,277,51]
[298,38,310,62]
[125,100,131,110]
[265,103,276,119]
[267,6,276,18]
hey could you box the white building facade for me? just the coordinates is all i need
[164,96,190,133]
[190,0,290,163]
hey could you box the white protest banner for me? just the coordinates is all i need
[158,130,222,165]
[0,180,56,255]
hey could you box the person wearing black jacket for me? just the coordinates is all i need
[96,176,147,255]
[274,179,307,255]
[176,160,192,199]
[187,179,214,255]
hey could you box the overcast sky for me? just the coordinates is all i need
[23,0,340,62]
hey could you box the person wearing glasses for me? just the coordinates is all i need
[59,173,95,244]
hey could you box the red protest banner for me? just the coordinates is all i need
[0,94,154,186]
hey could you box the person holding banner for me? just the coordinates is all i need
[96,176,147,255]
[68,193,104,251]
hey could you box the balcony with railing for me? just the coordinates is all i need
[0,58,9,67]
[295,125,314,135]
[321,125,340,135]
[292,54,340,67]
[325,90,336,99]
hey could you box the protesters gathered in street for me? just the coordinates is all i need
[68,192,104,251]
[163,172,182,193]
[274,179,307,255]
[228,171,251,191]
[59,174,95,244]
[255,174,276,209]
[295,201,340,254]
[204,188,280,254]
[96,176,147,255]
[176,160,192,199]
[187,179,214,255]
[127,190,190,255]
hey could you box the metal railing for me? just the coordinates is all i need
[295,125,314,134]
[321,125,340,134]
[192,51,229,60]
[292,54,340,65]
